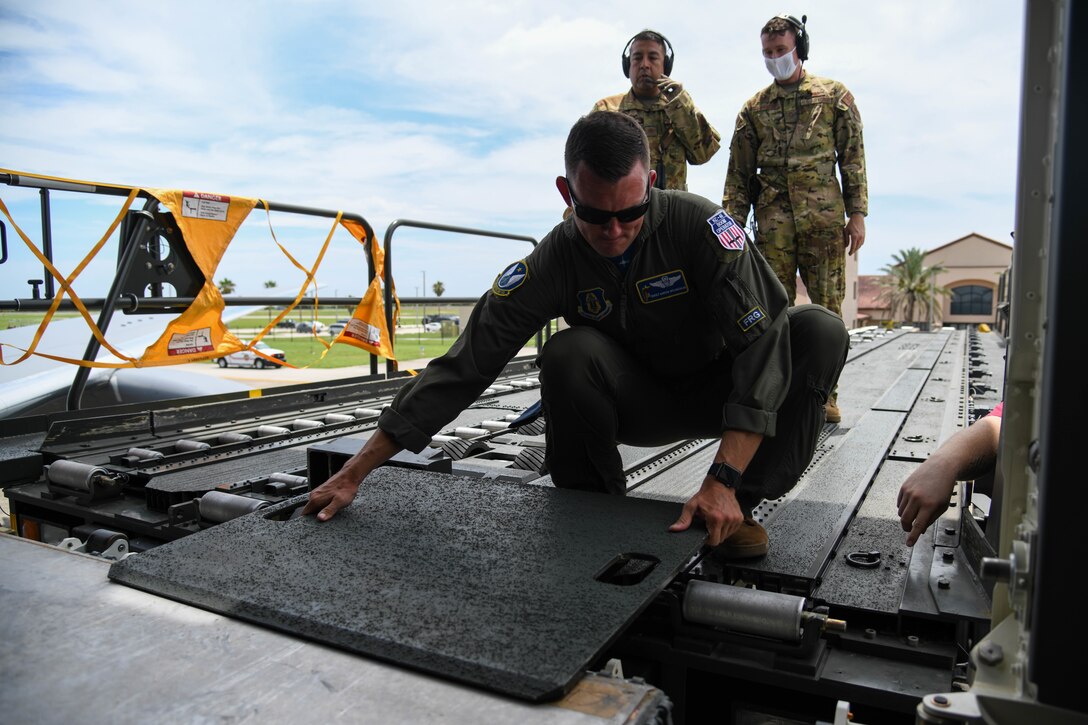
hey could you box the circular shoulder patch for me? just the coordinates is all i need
[492,260,528,297]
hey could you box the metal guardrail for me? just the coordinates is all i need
[382,219,542,374]
[1,174,546,407]
[0,172,380,409]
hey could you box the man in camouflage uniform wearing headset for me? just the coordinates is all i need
[723,14,867,423]
[593,29,721,191]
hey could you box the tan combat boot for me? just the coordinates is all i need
[714,518,769,559]
[822,396,839,424]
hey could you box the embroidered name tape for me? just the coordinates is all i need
[636,270,689,304]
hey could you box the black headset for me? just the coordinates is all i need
[621,29,674,78]
[774,14,809,61]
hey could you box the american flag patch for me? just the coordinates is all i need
[707,210,746,251]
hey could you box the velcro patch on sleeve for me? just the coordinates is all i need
[707,210,746,251]
[737,306,767,332]
[492,260,528,297]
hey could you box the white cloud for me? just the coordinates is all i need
[1,0,1026,301]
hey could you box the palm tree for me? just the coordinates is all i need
[432,281,445,298]
[877,248,950,325]
[263,280,277,289]
[218,277,237,295]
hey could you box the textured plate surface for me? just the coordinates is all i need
[109,467,704,702]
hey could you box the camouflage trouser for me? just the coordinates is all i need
[755,198,845,316]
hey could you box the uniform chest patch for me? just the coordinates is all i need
[577,288,613,321]
[707,210,746,251]
[636,270,689,304]
[492,261,527,297]
[738,306,767,332]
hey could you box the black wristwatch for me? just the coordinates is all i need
[707,462,742,489]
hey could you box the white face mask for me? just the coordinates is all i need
[764,49,798,81]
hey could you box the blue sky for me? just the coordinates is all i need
[1,1,1024,300]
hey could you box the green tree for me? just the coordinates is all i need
[263,280,277,289]
[432,281,445,298]
[218,277,237,295]
[878,248,950,325]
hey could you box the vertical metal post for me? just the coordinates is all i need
[39,188,55,299]
[66,201,157,411]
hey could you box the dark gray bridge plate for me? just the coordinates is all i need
[109,467,705,702]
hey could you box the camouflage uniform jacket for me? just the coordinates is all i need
[378,190,790,453]
[593,90,721,191]
[722,73,867,231]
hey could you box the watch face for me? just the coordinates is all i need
[709,463,740,488]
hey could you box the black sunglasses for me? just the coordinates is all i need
[566,176,652,225]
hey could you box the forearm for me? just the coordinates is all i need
[722,123,757,220]
[712,429,764,472]
[338,428,402,483]
[932,417,1000,482]
[666,93,721,165]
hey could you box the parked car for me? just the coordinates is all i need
[275,319,296,329]
[328,319,352,337]
[422,314,460,326]
[295,321,327,334]
[423,321,441,333]
[217,341,286,369]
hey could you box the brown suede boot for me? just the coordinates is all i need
[714,518,769,559]
[825,398,841,424]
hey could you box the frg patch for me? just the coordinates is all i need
[737,306,767,332]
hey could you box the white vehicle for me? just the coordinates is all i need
[328,319,352,337]
[217,341,286,369]
[423,321,441,333]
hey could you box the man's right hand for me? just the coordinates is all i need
[301,428,402,522]
[302,468,364,522]
[668,477,745,546]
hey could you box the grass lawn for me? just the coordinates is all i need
[253,332,460,368]
[2,312,81,330]
[3,306,553,369]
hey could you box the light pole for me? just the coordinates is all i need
[422,270,427,327]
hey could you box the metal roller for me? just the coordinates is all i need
[174,439,211,452]
[323,413,355,424]
[454,427,489,438]
[256,425,291,437]
[510,379,539,388]
[268,472,308,487]
[44,460,110,491]
[479,420,510,432]
[217,432,253,444]
[126,447,164,461]
[290,419,324,430]
[682,580,805,642]
[198,490,271,523]
[353,408,383,418]
[429,434,457,447]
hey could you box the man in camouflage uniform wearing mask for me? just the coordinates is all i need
[722,14,867,423]
[593,29,721,191]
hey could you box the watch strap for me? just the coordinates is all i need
[707,462,742,489]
